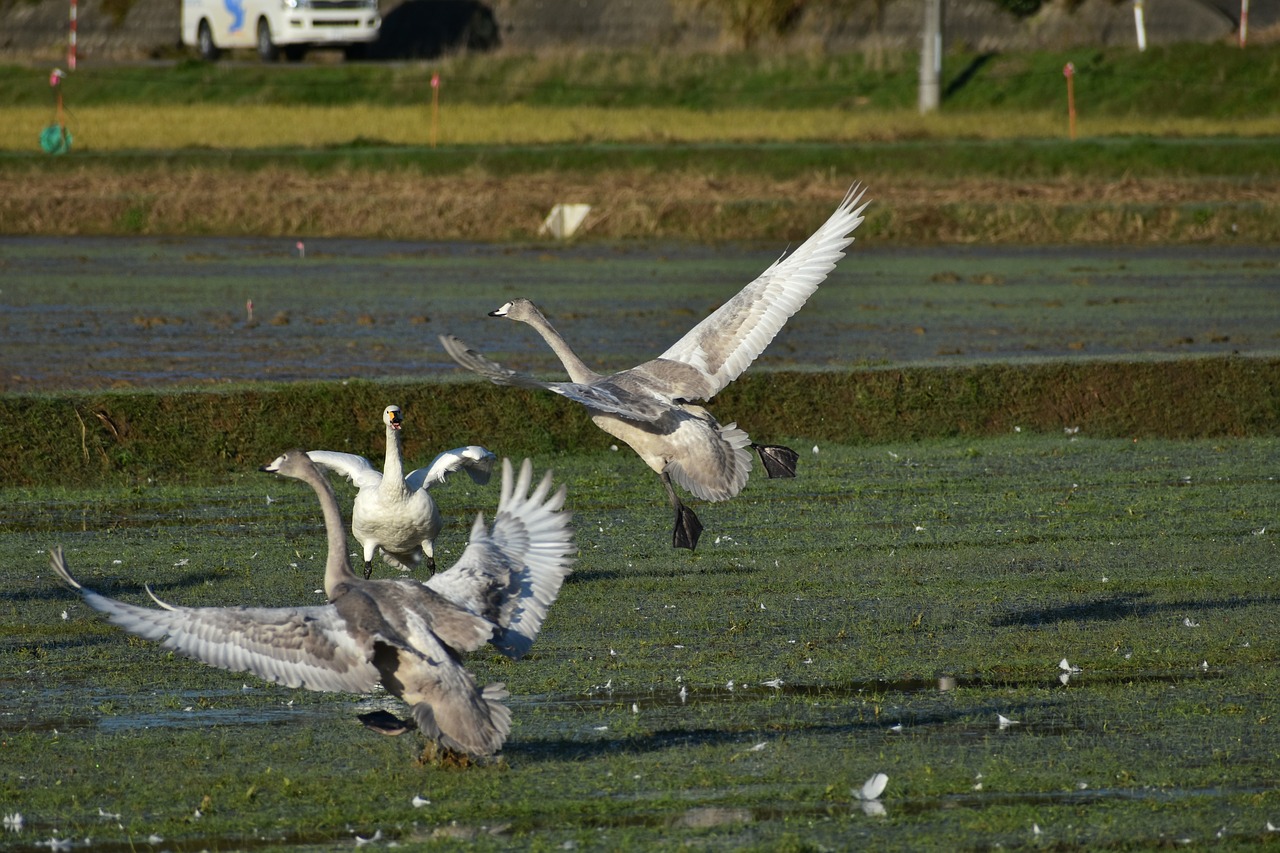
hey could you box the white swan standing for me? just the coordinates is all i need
[440,184,870,551]
[307,404,496,577]
[49,450,575,760]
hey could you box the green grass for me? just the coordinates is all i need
[3,43,1278,116]
[3,358,1279,489]
[3,435,1277,849]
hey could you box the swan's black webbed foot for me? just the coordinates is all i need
[358,709,412,736]
[755,444,799,479]
[672,500,704,551]
[363,560,374,580]
[424,555,436,573]
[662,472,703,551]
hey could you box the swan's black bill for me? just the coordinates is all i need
[756,445,799,479]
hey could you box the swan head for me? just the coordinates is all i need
[488,298,538,322]
[261,449,316,479]
[383,405,403,431]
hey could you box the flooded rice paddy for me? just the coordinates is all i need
[1,237,1278,848]
[1,236,1277,392]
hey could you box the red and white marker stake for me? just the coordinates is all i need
[68,0,77,70]
[1240,0,1250,47]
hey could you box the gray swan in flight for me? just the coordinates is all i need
[441,183,869,550]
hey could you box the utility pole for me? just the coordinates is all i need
[919,0,942,113]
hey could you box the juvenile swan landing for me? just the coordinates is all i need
[307,404,496,577]
[50,452,574,759]
[441,184,869,550]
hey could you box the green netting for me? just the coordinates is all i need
[40,124,72,154]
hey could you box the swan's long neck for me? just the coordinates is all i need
[521,306,600,384]
[300,463,360,598]
[382,423,405,493]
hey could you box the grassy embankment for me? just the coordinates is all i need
[3,359,1278,488]
[1,43,1279,241]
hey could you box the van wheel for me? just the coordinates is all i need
[257,19,279,62]
[197,21,220,61]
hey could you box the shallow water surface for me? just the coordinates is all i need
[1,237,1275,391]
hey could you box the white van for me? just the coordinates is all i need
[181,0,381,62]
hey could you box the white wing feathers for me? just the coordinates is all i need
[657,183,870,398]
[406,445,497,492]
[305,451,383,491]
[49,548,381,695]
[425,459,575,660]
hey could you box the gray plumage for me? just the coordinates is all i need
[440,183,870,550]
[50,451,573,758]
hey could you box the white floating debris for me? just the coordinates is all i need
[889,723,903,733]
[411,794,430,808]
[97,807,121,820]
[112,559,122,565]
[1253,526,1267,536]
[539,203,592,240]
[173,558,189,567]
[811,445,819,455]
[3,813,22,832]
[593,726,609,731]
[856,772,888,801]
[631,703,639,714]
[1059,658,1081,673]
[761,678,784,689]
[997,713,1019,729]
[1064,426,1080,435]
[355,829,382,846]
[914,524,926,533]
[1033,823,1042,835]
[60,610,68,621]
[1183,617,1201,628]
[148,835,164,845]
[679,685,687,704]
[750,742,767,752]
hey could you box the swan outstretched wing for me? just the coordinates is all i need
[656,183,870,398]
[49,547,381,695]
[439,335,672,423]
[406,446,497,492]
[305,451,383,491]
[425,459,574,659]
